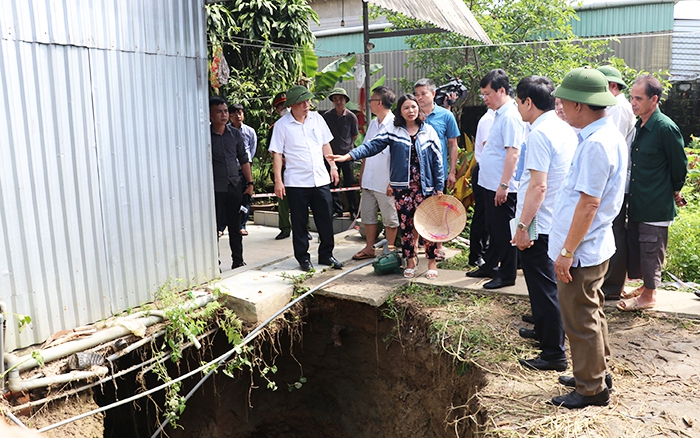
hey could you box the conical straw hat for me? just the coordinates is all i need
[414,195,467,243]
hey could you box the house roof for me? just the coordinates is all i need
[367,0,491,44]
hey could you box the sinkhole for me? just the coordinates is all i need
[96,296,487,438]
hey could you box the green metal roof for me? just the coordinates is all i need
[315,33,409,56]
[572,2,675,37]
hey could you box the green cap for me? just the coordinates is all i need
[285,85,314,107]
[554,67,618,107]
[597,65,627,90]
[327,87,350,102]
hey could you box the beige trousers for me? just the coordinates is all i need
[557,260,610,396]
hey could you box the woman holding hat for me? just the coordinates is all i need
[328,94,444,279]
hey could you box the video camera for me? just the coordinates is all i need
[435,75,468,107]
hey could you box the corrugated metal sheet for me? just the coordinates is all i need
[315,33,410,57]
[671,20,700,79]
[608,33,672,73]
[0,0,215,351]
[573,2,674,37]
[368,0,491,44]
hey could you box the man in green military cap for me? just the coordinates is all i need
[269,85,344,271]
[546,67,627,409]
[323,87,359,218]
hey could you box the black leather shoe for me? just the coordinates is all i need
[519,356,567,372]
[548,388,610,409]
[519,327,537,339]
[483,278,515,289]
[558,373,613,390]
[232,261,246,270]
[307,232,313,240]
[466,267,497,278]
[522,314,535,324]
[695,290,700,299]
[299,260,314,272]
[275,230,290,240]
[319,256,343,269]
[604,293,620,301]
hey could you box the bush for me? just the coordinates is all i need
[666,148,700,283]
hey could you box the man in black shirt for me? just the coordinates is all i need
[210,96,254,270]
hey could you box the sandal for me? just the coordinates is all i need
[425,269,438,279]
[620,285,644,300]
[617,297,656,312]
[435,249,446,262]
[403,268,415,279]
[352,250,375,260]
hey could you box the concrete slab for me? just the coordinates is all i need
[221,223,700,322]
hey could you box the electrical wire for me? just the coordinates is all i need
[37,259,375,434]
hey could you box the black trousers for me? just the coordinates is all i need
[287,185,335,264]
[601,195,628,297]
[469,163,489,264]
[215,183,244,266]
[331,160,357,215]
[482,189,517,282]
[520,235,566,361]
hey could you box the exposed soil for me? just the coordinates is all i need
[4,285,700,438]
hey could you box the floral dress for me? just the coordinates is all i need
[392,135,438,261]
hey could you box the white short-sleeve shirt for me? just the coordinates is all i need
[516,111,578,234]
[474,109,495,163]
[547,116,627,267]
[269,111,334,188]
[478,100,527,192]
[361,113,395,193]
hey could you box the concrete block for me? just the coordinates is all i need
[214,271,294,324]
[253,210,279,227]
[309,215,353,234]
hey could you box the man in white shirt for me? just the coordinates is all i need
[467,69,527,289]
[548,67,626,409]
[512,76,577,371]
[229,103,258,236]
[597,65,636,300]
[269,86,343,271]
[469,108,495,267]
[353,86,399,260]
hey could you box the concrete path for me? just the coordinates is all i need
[216,224,700,323]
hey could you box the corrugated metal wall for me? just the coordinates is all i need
[672,20,700,79]
[573,2,675,37]
[0,0,216,351]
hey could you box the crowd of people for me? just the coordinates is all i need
[210,66,689,409]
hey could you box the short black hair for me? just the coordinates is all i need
[480,69,510,94]
[516,76,555,112]
[209,96,228,108]
[371,86,395,109]
[393,94,423,128]
[229,103,244,113]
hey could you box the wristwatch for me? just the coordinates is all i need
[517,221,528,232]
[499,182,509,190]
[560,247,574,258]
[331,166,339,170]
[246,181,254,187]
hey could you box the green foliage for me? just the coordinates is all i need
[206,0,318,192]
[280,270,314,298]
[666,148,700,283]
[377,0,612,105]
[31,350,45,368]
[603,56,671,99]
[224,344,278,391]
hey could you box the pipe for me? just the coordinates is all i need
[36,260,375,434]
[107,330,165,363]
[3,293,215,393]
[11,328,218,413]
[13,369,109,393]
[5,410,29,429]
[1,311,5,391]
[149,259,376,437]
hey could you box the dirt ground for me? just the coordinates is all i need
[406,287,700,438]
[3,284,700,438]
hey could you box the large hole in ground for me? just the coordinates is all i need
[97,296,487,437]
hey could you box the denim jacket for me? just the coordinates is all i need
[349,122,444,196]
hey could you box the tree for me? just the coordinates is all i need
[206,0,319,190]
[376,0,612,105]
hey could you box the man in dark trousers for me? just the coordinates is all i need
[323,87,359,218]
[210,96,254,270]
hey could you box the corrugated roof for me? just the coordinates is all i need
[367,0,492,44]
